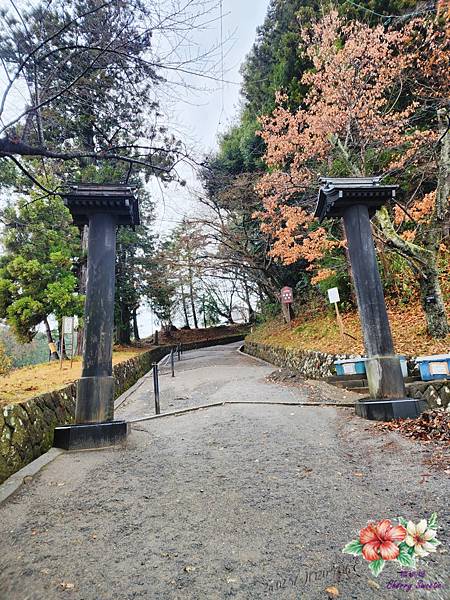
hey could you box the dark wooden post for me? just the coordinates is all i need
[316,178,423,420]
[342,204,406,397]
[53,184,139,449]
[76,212,116,423]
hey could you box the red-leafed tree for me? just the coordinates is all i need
[257,7,449,337]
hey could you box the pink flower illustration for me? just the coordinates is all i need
[359,519,406,561]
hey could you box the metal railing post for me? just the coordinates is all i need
[152,362,160,414]
[171,347,175,377]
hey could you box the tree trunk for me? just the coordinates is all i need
[377,206,449,338]
[181,284,191,328]
[243,280,255,323]
[44,317,59,360]
[132,308,140,341]
[419,107,450,338]
[188,265,198,328]
[418,259,449,339]
[116,306,131,345]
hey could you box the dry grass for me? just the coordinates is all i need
[154,323,249,345]
[0,347,146,408]
[248,302,450,357]
[0,325,249,409]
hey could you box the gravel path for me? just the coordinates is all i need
[0,343,448,600]
[115,343,310,421]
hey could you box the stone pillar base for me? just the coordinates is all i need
[53,421,129,450]
[355,399,426,421]
[75,376,115,423]
[365,355,406,399]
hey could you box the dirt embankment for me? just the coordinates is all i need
[248,302,450,357]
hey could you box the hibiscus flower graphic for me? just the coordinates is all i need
[359,519,406,561]
[405,520,439,558]
[343,513,441,577]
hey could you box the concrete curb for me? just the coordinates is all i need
[129,399,355,423]
[0,447,64,506]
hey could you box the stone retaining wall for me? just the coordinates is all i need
[407,380,450,411]
[244,340,450,411]
[0,334,245,484]
[244,341,353,378]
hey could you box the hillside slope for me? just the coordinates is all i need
[248,302,450,357]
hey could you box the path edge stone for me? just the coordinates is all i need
[0,447,64,506]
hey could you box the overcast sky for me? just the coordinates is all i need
[149,0,270,240]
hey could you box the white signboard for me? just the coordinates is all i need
[63,316,78,333]
[327,287,340,304]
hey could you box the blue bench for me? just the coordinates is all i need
[334,356,408,377]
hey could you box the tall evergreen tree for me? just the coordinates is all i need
[0,190,84,357]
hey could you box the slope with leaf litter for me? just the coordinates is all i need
[248,302,450,357]
[375,411,450,444]
[374,411,450,472]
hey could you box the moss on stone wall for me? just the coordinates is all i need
[0,347,169,484]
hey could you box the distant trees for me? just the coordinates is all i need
[0,339,12,374]
[202,0,423,318]
[0,0,218,183]
[0,327,49,369]
[142,217,257,331]
[0,0,223,347]
[114,188,155,344]
[200,0,448,336]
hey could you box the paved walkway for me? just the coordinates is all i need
[115,343,311,421]
[0,343,448,599]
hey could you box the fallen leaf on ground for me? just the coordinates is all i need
[368,579,380,590]
[325,585,340,597]
[374,410,450,444]
[184,566,196,573]
[59,581,75,590]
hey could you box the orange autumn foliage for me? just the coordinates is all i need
[256,10,448,279]
[394,191,436,226]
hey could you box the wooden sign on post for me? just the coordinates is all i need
[328,287,344,341]
[280,286,294,327]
